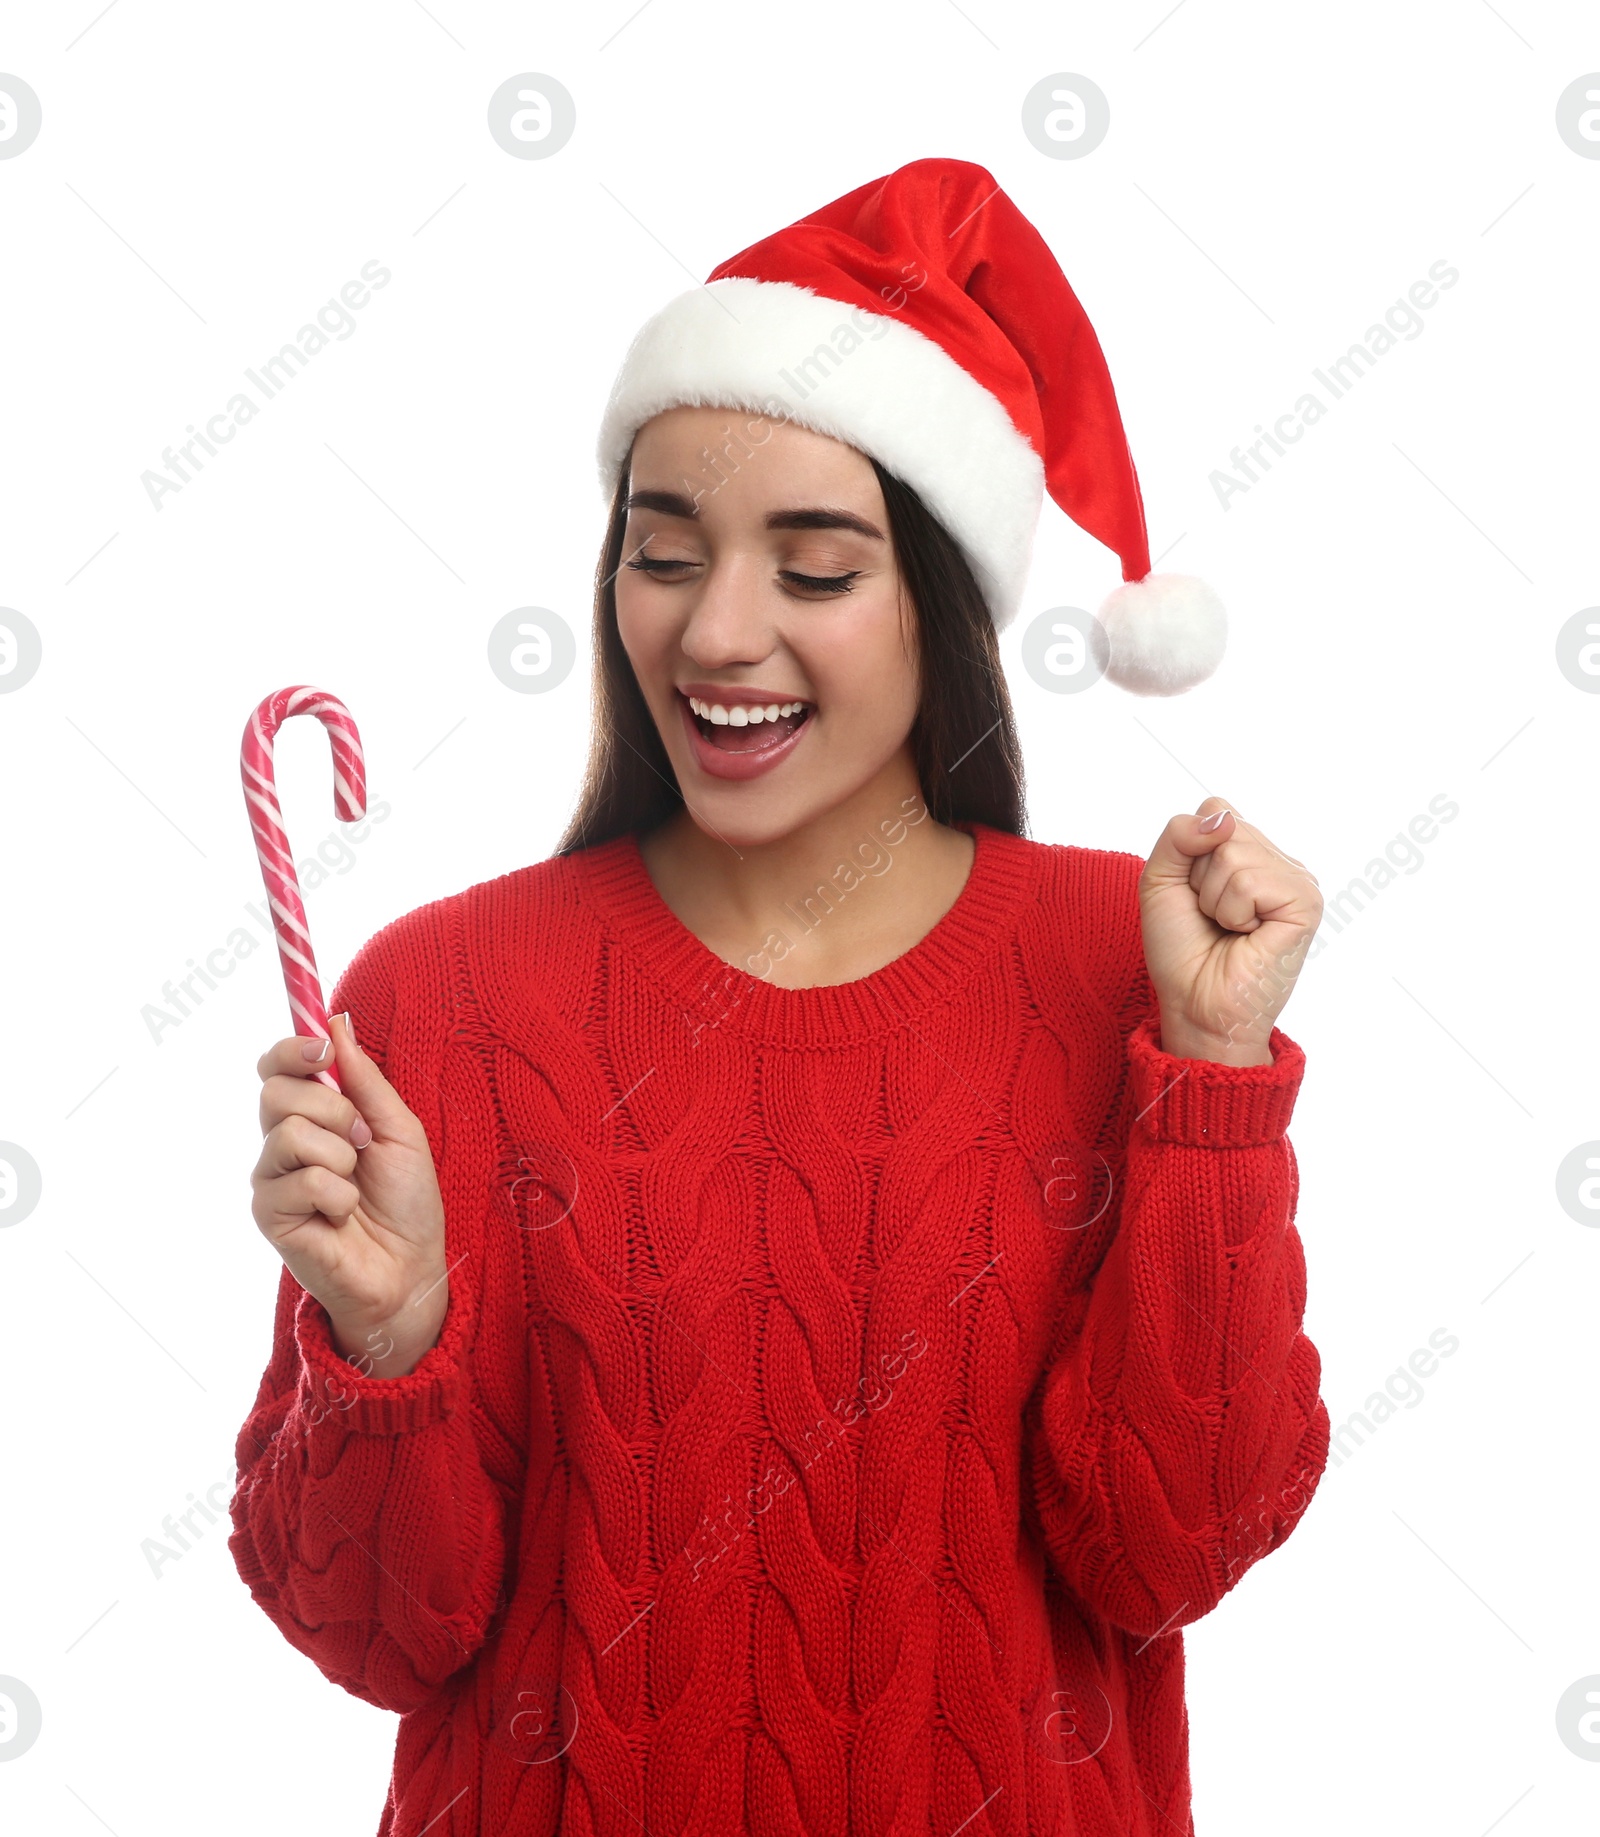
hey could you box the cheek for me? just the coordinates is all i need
[614,580,669,667]
[841,594,917,691]
[803,593,919,722]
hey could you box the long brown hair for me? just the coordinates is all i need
[554,440,1027,854]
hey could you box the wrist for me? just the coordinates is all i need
[328,1285,449,1380]
[1158,1014,1275,1066]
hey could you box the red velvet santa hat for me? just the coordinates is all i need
[595,156,1226,696]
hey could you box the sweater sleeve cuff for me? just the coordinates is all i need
[293,1284,462,1436]
[1126,1011,1305,1146]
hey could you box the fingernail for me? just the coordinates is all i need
[338,1010,357,1049]
[303,1035,330,1063]
[350,1115,373,1148]
[1199,808,1231,833]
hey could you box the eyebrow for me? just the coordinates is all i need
[625,488,884,541]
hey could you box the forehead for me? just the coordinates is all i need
[628,404,881,515]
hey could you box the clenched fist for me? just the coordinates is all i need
[1138,798,1322,1065]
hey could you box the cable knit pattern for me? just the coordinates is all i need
[227,819,1329,1836]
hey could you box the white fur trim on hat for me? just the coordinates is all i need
[595,276,1045,630]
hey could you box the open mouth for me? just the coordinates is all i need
[681,691,814,754]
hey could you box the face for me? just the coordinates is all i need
[614,404,921,850]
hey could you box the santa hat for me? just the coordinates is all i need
[595,156,1225,696]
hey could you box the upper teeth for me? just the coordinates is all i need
[688,696,809,726]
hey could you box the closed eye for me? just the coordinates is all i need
[780,570,861,594]
[624,555,696,577]
[624,555,862,595]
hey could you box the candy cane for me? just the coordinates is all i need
[240,686,366,1093]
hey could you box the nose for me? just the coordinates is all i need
[678,548,779,669]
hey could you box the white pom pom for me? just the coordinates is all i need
[1096,572,1227,696]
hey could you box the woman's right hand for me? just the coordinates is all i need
[252,1011,448,1378]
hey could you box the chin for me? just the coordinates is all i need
[684,788,826,853]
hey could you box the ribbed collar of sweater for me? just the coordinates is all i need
[568,818,1041,1047]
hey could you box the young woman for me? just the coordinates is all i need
[230,160,1328,1836]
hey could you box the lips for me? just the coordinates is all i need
[674,689,814,783]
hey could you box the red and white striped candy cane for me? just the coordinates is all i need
[240,686,366,1093]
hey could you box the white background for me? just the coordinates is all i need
[2,1,1597,1831]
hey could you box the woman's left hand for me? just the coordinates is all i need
[1138,796,1323,1065]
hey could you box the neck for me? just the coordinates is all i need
[637,757,977,989]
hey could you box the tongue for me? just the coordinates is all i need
[705,712,804,752]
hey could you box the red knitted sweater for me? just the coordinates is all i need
[228,818,1328,1837]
